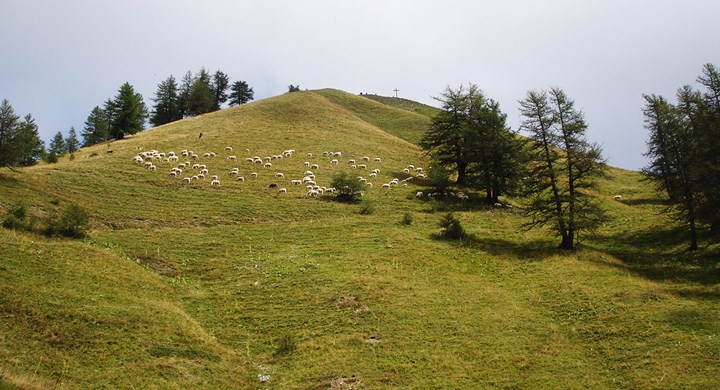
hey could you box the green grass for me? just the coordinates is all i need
[0,91,718,388]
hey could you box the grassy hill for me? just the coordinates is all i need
[0,90,718,389]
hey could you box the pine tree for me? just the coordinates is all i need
[520,88,607,250]
[47,131,66,163]
[65,126,80,155]
[694,64,720,233]
[14,114,45,166]
[212,70,230,110]
[106,82,148,140]
[177,71,194,118]
[81,106,109,146]
[150,75,182,127]
[187,78,215,116]
[0,98,20,166]
[229,80,254,106]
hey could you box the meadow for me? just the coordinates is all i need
[0,90,718,389]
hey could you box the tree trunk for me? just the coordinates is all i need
[456,161,468,186]
[558,231,575,250]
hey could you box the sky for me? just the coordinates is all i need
[1,0,718,170]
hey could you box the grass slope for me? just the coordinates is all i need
[360,93,440,118]
[1,91,718,388]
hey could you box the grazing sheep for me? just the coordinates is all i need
[253,158,263,164]
[302,176,313,183]
[275,172,285,178]
[406,164,415,170]
[168,171,178,177]
[415,167,423,172]
[210,179,221,186]
[181,150,189,157]
[366,182,373,187]
[291,179,302,185]
[307,190,320,198]
[148,164,157,171]
[168,155,179,162]
[357,164,367,169]
[278,188,287,194]
[403,168,410,174]
[416,191,424,198]
[209,152,217,157]
[225,146,233,151]
[204,152,212,158]
[369,172,377,178]
[351,165,357,169]
[182,177,191,183]
[613,195,622,200]
[197,173,205,179]
[347,159,355,164]
[250,172,258,178]
[227,155,237,161]
[374,157,381,162]
[306,152,313,158]
[416,173,426,179]
[381,183,391,188]
[310,163,319,170]
[245,157,254,163]
[304,170,314,176]
[304,161,311,167]
[264,156,272,162]
[362,156,370,162]
[237,176,245,182]
[191,164,200,170]
[269,183,278,188]
[264,162,272,168]
[331,159,339,165]
[200,169,209,175]
[333,152,342,157]
[191,175,199,181]
[190,153,199,160]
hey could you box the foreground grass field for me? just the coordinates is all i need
[1,90,718,388]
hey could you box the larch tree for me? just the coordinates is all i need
[520,88,607,250]
[65,126,80,155]
[212,70,230,110]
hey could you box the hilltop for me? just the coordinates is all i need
[0,90,718,389]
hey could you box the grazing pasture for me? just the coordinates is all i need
[0,90,718,389]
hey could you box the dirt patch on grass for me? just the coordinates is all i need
[330,375,363,389]
[335,295,370,314]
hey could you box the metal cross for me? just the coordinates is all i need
[393,88,399,98]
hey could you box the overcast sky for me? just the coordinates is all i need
[2,0,718,170]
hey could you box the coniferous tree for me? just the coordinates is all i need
[46,131,66,163]
[177,71,194,118]
[65,126,80,155]
[520,88,607,250]
[150,75,182,127]
[288,85,301,93]
[229,80,254,106]
[694,64,720,232]
[15,114,45,166]
[187,78,215,116]
[81,106,109,146]
[106,82,147,140]
[0,98,20,166]
[212,70,230,110]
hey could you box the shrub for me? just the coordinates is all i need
[330,172,365,203]
[358,201,375,215]
[2,214,24,230]
[274,334,297,356]
[426,159,452,193]
[401,212,414,226]
[45,204,90,238]
[438,213,465,239]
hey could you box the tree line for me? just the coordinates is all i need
[642,63,720,250]
[0,68,255,166]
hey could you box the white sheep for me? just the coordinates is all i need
[190,153,199,160]
[250,172,258,178]
[357,164,367,169]
[403,168,410,174]
[204,152,212,158]
[227,155,237,161]
[416,173,426,179]
[211,175,219,180]
[210,179,221,186]
[310,164,319,170]
[275,172,285,178]
[182,177,191,183]
[237,176,245,182]
[362,156,370,161]
[245,157,254,163]
[406,164,415,170]
[306,152,313,158]
[613,195,622,200]
[278,188,287,194]
[374,157,381,162]
[291,179,302,185]
[264,162,272,168]
[369,172,377,178]
[347,159,356,164]
[333,152,342,157]
[330,159,339,165]
[304,161,311,167]
[225,146,233,151]
[415,167,423,172]
[416,191,423,198]
[381,183,391,188]
[265,156,272,162]
[168,171,178,177]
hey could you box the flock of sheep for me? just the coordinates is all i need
[131,145,441,199]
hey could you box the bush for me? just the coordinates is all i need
[401,212,413,226]
[45,204,90,238]
[330,172,365,203]
[426,159,452,193]
[438,213,465,239]
[2,214,24,230]
[2,205,27,230]
[358,201,375,215]
[274,334,297,356]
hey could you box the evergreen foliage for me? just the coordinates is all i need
[642,63,720,249]
[15,114,45,166]
[288,85,301,93]
[229,81,254,106]
[330,172,365,202]
[212,70,230,110]
[0,98,20,166]
[65,126,80,155]
[150,75,182,127]
[106,82,148,140]
[81,106,110,146]
[421,84,524,202]
[48,131,66,157]
[519,88,607,250]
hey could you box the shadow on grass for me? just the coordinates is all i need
[590,225,720,293]
[619,197,671,207]
[430,232,559,261]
